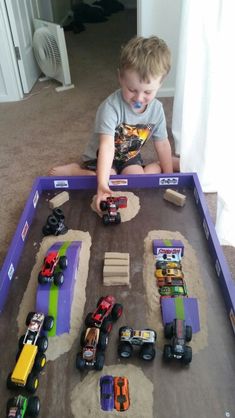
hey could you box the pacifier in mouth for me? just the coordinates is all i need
[133,101,142,109]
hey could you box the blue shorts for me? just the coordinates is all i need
[82,154,144,174]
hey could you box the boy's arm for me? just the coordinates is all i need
[96,134,114,210]
[154,138,173,173]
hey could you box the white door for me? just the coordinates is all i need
[5,0,41,93]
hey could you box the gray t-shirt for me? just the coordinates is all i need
[82,89,167,163]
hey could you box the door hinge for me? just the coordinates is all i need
[15,46,21,60]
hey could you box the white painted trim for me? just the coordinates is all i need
[0,1,23,102]
[158,87,175,98]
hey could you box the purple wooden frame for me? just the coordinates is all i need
[0,173,234,334]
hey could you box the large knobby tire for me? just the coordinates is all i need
[185,325,192,342]
[76,354,85,371]
[98,332,108,351]
[27,396,40,417]
[34,353,46,372]
[102,214,110,225]
[95,351,105,370]
[59,255,68,270]
[26,312,35,326]
[139,343,156,361]
[100,201,108,211]
[164,322,173,339]
[54,272,64,287]
[85,312,93,327]
[119,326,130,337]
[118,341,133,358]
[111,303,123,321]
[101,318,113,334]
[38,273,48,285]
[18,334,25,349]
[115,212,121,224]
[163,344,172,362]
[43,315,54,331]
[47,215,59,230]
[6,373,16,390]
[26,373,39,393]
[53,208,65,221]
[37,336,48,353]
[182,346,192,365]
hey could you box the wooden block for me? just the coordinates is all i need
[103,265,129,277]
[104,258,129,266]
[104,252,129,260]
[164,189,186,207]
[49,191,69,209]
[103,275,130,286]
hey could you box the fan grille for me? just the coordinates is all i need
[33,27,61,78]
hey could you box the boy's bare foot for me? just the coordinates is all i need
[48,163,95,176]
[48,163,81,176]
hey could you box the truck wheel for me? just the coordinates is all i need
[76,354,85,371]
[34,353,46,372]
[27,396,40,417]
[102,214,110,225]
[118,341,133,358]
[100,201,107,211]
[182,346,192,364]
[53,208,65,221]
[26,312,36,326]
[38,273,48,285]
[164,322,173,339]
[115,212,121,224]
[43,315,54,331]
[185,325,192,342]
[42,224,51,236]
[26,373,39,393]
[163,344,172,361]
[6,372,16,390]
[119,326,130,337]
[95,352,105,370]
[18,334,25,349]
[139,343,156,361]
[98,332,108,351]
[59,255,68,269]
[54,272,64,286]
[47,215,59,231]
[80,329,86,346]
[101,318,113,334]
[111,303,123,321]
[37,336,48,353]
[85,312,93,327]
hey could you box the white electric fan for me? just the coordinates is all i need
[33,18,74,92]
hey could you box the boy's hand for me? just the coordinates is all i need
[96,184,112,212]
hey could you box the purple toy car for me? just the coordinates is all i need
[100,375,114,411]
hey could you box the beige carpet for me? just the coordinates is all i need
[0,8,234,281]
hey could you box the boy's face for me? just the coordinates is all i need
[118,69,163,112]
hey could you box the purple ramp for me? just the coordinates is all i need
[36,241,81,335]
[161,297,200,333]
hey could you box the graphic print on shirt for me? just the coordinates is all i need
[114,123,154,162]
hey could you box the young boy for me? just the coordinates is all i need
[49,36,179,209]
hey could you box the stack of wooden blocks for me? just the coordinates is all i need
[103,252,130,286]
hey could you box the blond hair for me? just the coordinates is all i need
[119,36,171,82]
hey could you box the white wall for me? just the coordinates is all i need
[137,0,182,97]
